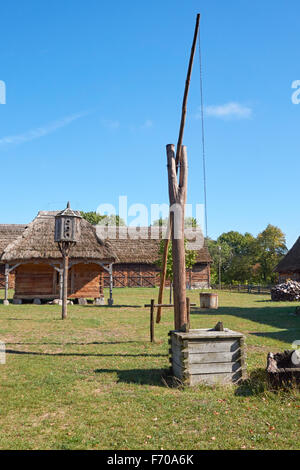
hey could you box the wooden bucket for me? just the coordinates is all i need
[200,292,218,309]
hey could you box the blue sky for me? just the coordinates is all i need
[0,0,299,247]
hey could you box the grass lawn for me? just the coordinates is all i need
[0,287,299,450]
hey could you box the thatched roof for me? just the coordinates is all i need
[98,226,212,265]
[274,237,300,273]
[0,225,27,256]
[0,218,211,266]
[1,212,117,263]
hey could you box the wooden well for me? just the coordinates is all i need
[169,328,246,386]
[200,292,218,309]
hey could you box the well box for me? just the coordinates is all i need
[169,328,246,386]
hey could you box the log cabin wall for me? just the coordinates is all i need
[15,263,55,298]
[189,263,210,288]
[69,263,103,299]
[14,262,104,300]
[0,265,15,289]
[104,262,210,288]
[278,271,300,283]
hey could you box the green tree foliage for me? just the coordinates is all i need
[207,225,287,285]
[156,239,197,282]
[255,224,287,283]
[80,211,126,226]
[152,217,198,228]
[206,238,233,284]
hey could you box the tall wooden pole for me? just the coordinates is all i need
[156,13,200,324]
[62,249,69,320]
[4,264,9,304]
[167,144,188,330]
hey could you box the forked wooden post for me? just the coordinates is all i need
[167,144,188,330]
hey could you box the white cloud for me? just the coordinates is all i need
[0,111,88,146]
[101,119,120,130]
[201,102,252,119]
[141,119,153,129]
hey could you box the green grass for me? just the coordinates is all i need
[0,288,299,450]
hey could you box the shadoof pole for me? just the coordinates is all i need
[167,144,188,330]
[218,245,222,290]
[156,13,200,324]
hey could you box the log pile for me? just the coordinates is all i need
[271,280,300,301]
[267,350,300,388]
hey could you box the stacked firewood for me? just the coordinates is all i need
[271,280,300,301]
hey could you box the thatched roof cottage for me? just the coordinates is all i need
[274,237,300,283]
[0,225,27,289]
[99,226,212,288]
[1,211,116,303]
[0,218,212,302]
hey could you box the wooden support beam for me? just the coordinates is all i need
[4,264,9,302]
[108,263,113,306]
[167,144,188,330]
[62,253,69,320]
[150,299,155,343]
[186,297,190,331]
[156,13,200,324]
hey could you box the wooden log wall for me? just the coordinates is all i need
[14,262,104,299]
[15,263,54,297]
[278,272,300,283]
[0,265,15,289]
[103,263,210,288]
[69,263,103,299]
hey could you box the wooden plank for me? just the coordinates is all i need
[189,371,242,386]
[188,351,241,364]
[188,361,242,374]
[173,329,244,340]
[188,339,240,354]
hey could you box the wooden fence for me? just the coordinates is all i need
[104,275,158,288]
[211,284,273,295]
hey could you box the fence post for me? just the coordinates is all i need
[150,299,155,343]
[186,297,190,331]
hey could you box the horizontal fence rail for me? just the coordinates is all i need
[104,275,158,288]
[211,284,274,294]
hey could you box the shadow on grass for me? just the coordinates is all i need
[94,367,170,387]
[249,330,299,343]
[235,368,269,396]
[191,305,300,343]
[6,349,167,358]
[83,305,142,309]
[5,341,146,346]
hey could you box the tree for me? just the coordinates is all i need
[217,231,257,283]
[80,211,103,225]
[81,211,126,226]
[152,216,198,227]
[206,238,233,284]
[207,225,288,285]
[255,224,287,283]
